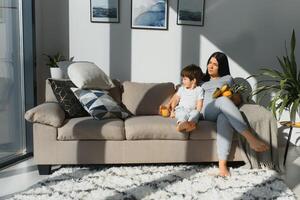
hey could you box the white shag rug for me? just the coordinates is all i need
[10,165,296,200]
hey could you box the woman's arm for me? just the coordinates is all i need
[196,99,203,112]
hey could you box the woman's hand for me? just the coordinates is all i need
[231,93,242,106]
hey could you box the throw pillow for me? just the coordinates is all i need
[122,81,175,115]
[67,62,115,90]
[48,79,89,118]
[71,88,130,120]
[24,102,65,127]
[57,61,92,79]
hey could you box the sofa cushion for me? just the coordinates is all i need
[122,82,175,115]
[58,117,125,140]
[71,88,130,120]
[125,116,189,140]
[189,121,217,140]
[108,79,122,104]
[68,62,115,90]
[48,79,89,118]
[24,102,65,128]
[189,120,238,140]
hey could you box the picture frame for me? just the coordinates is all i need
[0,1,4,23]
[177,0,205,26]
[90,0,120,23]
[131,0,168,30]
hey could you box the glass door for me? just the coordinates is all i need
[0,0,26,163]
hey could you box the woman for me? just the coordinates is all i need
[167,52,269,176]
[201,52,269,176]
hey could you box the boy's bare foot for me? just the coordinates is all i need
[176,121,189,132]
[186,121,197,132]
[242,131,270,152]
[219,160,231,177]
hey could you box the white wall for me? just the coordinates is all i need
[70,0,300,84]
[69,0,300,145]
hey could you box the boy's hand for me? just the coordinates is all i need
[170,110,175,118]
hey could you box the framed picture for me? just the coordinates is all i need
[0,1,3,23]
[177,0,205,26]
[90,0,119,23]
[131,0,168,30]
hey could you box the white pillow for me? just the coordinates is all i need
[57,61,92,79]
[67,62,115,90]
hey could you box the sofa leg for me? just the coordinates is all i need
[37,165,51,175]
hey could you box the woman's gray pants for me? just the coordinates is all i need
[203,96,248,160]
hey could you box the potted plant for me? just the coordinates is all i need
[231,82,249,106]
[249,30,300,123]
[44,53,74,79]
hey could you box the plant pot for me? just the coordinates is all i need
[50,68,64,79]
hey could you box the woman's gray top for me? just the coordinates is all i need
[201,75,234,110]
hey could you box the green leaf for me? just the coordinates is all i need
[277,56,289,75]
[246,74,259,79]
[283,56,294,78]
[290,98,300,122]
[298,70,300,85]
[259,68,284,79]
[291,29,296,54]
[256,80,280,85]
[251,85,278,96]
[278,95,289,119]
[270,92,281,119]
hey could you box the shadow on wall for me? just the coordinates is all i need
[35,0,69,104]
[109,0,132,82]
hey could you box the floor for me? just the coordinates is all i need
[0,146,299,200]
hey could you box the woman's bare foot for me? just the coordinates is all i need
[186,121,197,132]
[241,130,270,152]
[219,160,230,177]
[176,121,189,132]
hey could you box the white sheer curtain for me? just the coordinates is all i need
[0,0,25,161]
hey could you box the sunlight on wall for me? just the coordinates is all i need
[130,5,181,84]
[200,35,250,76]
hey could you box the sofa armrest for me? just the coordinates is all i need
[24,102,65,127]
[239,104,275,123]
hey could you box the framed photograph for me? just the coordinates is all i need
[90,0,119,23]
[131,0,168,30]
[177,0,205,26]
[0,1,3,23]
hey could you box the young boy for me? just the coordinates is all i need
[170,64,204,132]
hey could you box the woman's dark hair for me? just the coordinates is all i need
[202,52,231,82]
[181,64,203,86]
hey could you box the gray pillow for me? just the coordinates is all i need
[24,102,65,127]
[68,62,115,90]
[71,88,130,120]
[122,81,175,115]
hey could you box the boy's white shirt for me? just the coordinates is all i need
[176,86,204,110]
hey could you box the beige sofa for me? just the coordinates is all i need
[27,79,248,175]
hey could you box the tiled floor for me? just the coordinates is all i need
[0,146,299,199]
